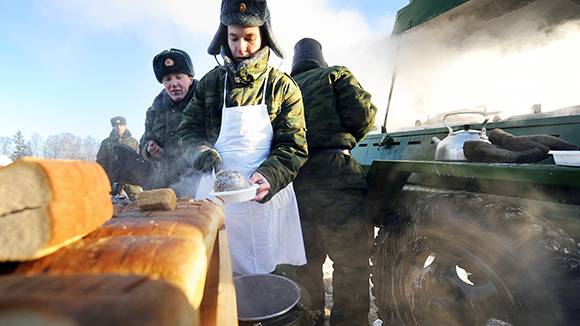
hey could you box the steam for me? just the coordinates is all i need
[386,0,580,131]
[373,189,580,325]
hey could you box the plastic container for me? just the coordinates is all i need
[549,150,580,167]
[210,184,259,204]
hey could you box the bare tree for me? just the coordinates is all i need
[42,133,99,160]
[43,133,76,159]
[27,133,44,157]
[1,132,100,161]
[79,136,99,161]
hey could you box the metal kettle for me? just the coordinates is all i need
[431,112,490,161]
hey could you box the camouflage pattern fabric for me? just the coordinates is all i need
[292,66,376,150]
[293,65,377,324]
[292,65,377,190]
[296,189,373,326]
[177,48,308,202]
[140,84,196,189]
[96,129,141,199]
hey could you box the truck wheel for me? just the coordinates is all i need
[371,191,580,326]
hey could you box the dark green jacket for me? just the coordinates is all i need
[292,66,377,189]
[96,129,139,182]
[140,83,196,188]
[177,48,308,202]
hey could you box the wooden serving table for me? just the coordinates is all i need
[0,198,237,326]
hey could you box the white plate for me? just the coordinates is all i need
[549,150,580,167]
[210,184,259,204]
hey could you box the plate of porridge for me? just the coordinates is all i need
[210,170,259,203]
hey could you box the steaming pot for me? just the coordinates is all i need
[235,274,306,326]
[431,112,490,161]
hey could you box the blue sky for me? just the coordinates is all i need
[0,0,408,141]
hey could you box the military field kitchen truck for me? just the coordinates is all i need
[352,0,580,325]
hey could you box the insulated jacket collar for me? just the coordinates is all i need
[221,46,270,87]
[152,80,196,112]
[109,129,133,140]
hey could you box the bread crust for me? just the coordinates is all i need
[0,274,196,326]
[0,159,113,261]
[15,200,226,310]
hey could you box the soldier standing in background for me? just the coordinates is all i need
[96,116,142,200]
[140,48,198,195]
[291,38,378,326]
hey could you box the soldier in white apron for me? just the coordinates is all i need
[177,0,308,276]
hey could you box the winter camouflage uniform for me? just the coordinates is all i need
[96,129,142,200]
[177,48,308,203]
[140,83,196,190]
[292,65,377,326]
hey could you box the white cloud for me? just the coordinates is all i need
[44,0,398,132]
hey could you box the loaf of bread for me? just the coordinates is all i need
[98,199,224,259]
[15,236,208,310]
[0,274,197,326]
[135,188,177,211]
[0,158,113,262]
[14,199,225,315]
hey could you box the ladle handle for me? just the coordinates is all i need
[443,111,489,134]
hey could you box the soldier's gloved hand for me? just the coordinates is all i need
[193,148,221,173]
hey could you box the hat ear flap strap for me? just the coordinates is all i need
[213,55,225,68]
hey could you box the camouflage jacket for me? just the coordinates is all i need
[139,83,196,188]
[177,48,308,202]
[96,129,139,181]
[292,66,377,190]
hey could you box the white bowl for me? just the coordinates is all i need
[210,184,259,204]
[549,150,580,167]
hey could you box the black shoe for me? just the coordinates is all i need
[306,309,325,326]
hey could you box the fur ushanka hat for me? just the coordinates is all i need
[207,0,285,59]
[110,116,127,126]
[153,48,194,83]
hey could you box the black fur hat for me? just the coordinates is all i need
[208,0,285,59]
[291,38,328,76]
[153,48,194,83]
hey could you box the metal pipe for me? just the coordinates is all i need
[382,70,397,133]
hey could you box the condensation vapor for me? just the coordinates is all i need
[386,0,580,131]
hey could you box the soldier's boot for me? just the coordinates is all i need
[523,134,579,150]
[489,128,579,151]
[488,128,551,152]
[306,309,325,326]
[464,141,548,163]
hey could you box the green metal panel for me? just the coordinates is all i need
[352,113,580,167]
[393,0,468,34]
[366,160,580,232]
[370,160,580,188]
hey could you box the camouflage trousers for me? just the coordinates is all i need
[295,189,373,326]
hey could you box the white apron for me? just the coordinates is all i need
[197,70,306,275]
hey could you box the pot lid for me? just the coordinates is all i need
[234,274,301,322]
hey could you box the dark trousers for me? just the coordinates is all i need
[295,189,373,326]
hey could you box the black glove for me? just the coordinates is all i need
[193,148,221,173]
